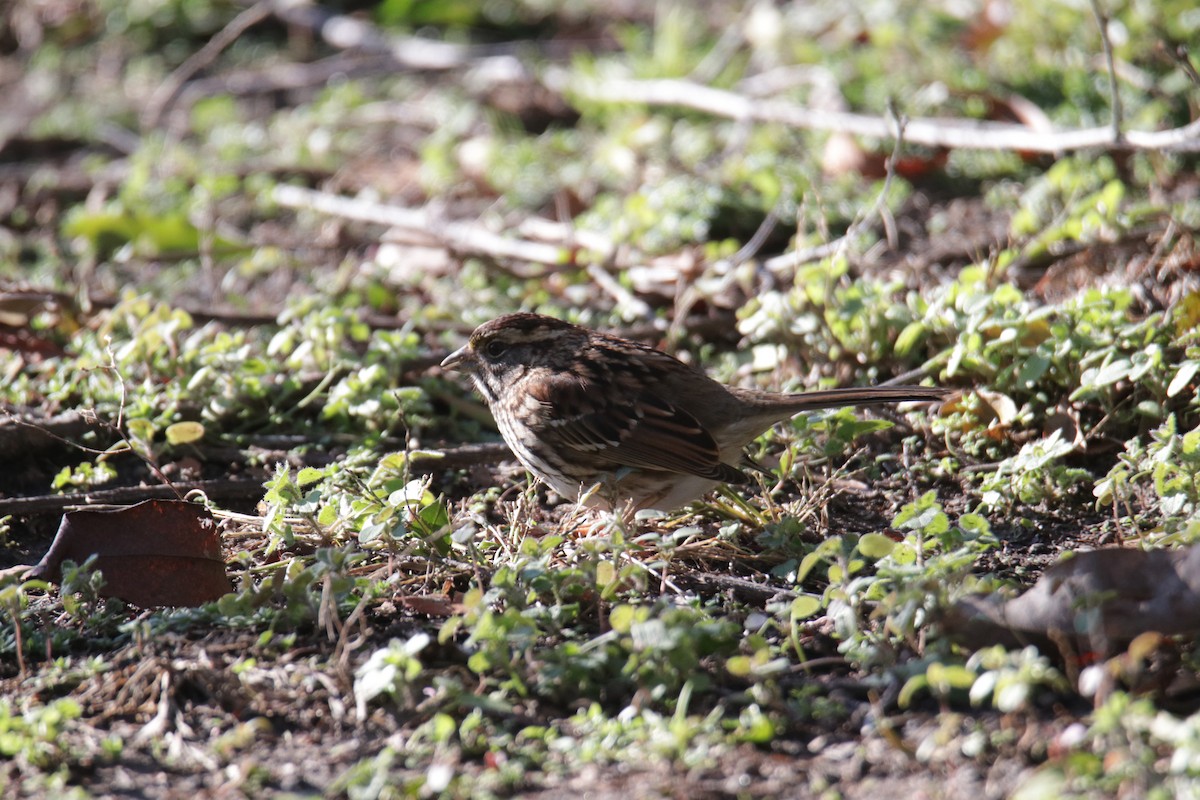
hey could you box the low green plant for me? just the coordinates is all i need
[899,645,1068,712]
[976,429,1092,511]
[1014,691,1200,799]
[1095,414,1200,544]
[355,633,432,718]
[794,492,996,668]
[0,696,83,770]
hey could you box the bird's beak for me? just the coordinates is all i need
[441,345,471,371]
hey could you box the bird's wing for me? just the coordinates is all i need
[528,374,744,482]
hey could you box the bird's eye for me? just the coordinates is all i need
[484,340,508,358]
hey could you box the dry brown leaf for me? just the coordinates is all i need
[398,595,465,617]
[944,544,1200,659]
[1044,405,1086,452]
[28,499,232,608]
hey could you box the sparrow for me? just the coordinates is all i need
[441,312,948,510]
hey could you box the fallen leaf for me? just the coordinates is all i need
[28,499,232,608]
[977,389,1019,425]
[0,325,68,358]
[961,0,1012,53]
[1043,405,1086,452]
[944,544,1200,659]
[398,595,465,617]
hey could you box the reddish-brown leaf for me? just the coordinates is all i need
[29,499,232,608]
[398,595,464,617]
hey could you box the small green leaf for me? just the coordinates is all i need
[164,421,204,445]
[609,604,636,634]
[595,560,615,588]
[317,503,338,526]
[1087,357,1132,388]
[359,521,386,545]
[126,418,157,442]
[726,655,752,677]
[296,466,326,486]
[1016,353,1050,389]
[857,533,896,559]
[897,674,928,708]
[797,550,824,583]
[790,595,822,619]
[893,321,926,356]
[1167,361,1199,398]
[467,651,491,674]
[927,662,976,692]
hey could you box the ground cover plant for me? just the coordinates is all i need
[2,0,1200,797]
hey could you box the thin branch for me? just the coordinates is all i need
[565,75,1200,152]
[1169,45,1200,89]
[586,262,654,319]
[273,185,573,269]
[0,479,266,517]
[142,0,275,129]
[0,410,113,460]
[764,106,908,274]
[0,443,513,518]
[1089,0,1124,143]
[730,209,780,267]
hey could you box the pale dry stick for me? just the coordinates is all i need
[737,64,841,99]
[0,409,113,459]
[565,75,1200,152]
[0,357,187,502]
[172,53,401,109]
[1143,218,1179,281]
[552,188,655,319]
[586,261,654,319]
[318,572,344,642]
[687,1,756,85]
[334,589,374,671]
[516,216,616,258]
[132,671,174,745]
[273,184,569,268]
[731,209,781,267]
[868,104,908,252]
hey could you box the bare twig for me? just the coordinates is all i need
[565,75,1200,152]
[515,216,615,257]
[730,209,780,267]
[1089,0,1123,143]
[673,571,797,603]
[764,106,908,274]
[586,262,654,319]
[0,443,511,518]
[272,185,571,269]
[0,479,268,518]
[0,409,114,460]
[143,0,275,129]
[174,52,402,106]
[1169,45,1200,89]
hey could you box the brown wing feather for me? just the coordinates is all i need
[529,373,743,482]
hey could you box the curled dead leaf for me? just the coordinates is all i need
[28,499,232,608]
[1043,405,1086,452]
[944,544,1200,659]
